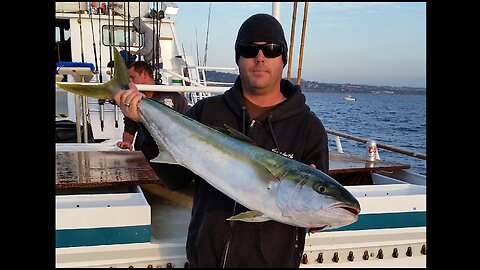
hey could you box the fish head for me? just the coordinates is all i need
[276,165,361,230]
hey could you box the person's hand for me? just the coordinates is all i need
[116,141,133,151]
[310,164,316,169]
[114,82,144,122]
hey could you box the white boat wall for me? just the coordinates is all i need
[55,2,426,268]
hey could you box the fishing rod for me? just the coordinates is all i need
[287,2,298,82]
[296,2,308,85]
[153,1,163,83]
[181,43,192,87]
[88,2,105,132]
[77,2,90,143]
[196,28,201,66]
[104,2,120,128]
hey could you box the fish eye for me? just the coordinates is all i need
[314,184,327,193]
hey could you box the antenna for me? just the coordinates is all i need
[203,3,212,66]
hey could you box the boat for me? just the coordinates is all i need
[343,94,356,101]
[55,2,426,268]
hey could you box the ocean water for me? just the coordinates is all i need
[304,92,426,176]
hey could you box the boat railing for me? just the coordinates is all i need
[326,128,426,161]
[159,65,237,104]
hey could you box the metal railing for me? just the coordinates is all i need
[326,129,426,160]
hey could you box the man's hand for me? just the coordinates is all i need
[114,82,145,122]
[116,141,133,151]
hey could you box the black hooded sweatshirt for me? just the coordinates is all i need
[140,77,329,268]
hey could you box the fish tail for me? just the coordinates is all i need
[55,47,129,100]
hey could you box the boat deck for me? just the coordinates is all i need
[55,150,410,190]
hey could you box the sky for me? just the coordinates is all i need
[170,2,426,88]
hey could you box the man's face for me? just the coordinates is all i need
[128,67,144,84]
[238,42,284,94]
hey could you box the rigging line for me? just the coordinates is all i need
[203,2,212,66]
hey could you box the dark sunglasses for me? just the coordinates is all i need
[237,43,283,59]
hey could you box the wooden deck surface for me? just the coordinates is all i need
[55,151,159,189]
[56,150,410,190]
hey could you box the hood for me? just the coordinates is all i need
[132,17,148,34]
[224,76,310,122]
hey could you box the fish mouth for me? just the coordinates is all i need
[331,202,361,216]
[308,225,328,234]
[340,205,360,216]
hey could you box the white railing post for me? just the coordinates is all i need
[334,135,344,153]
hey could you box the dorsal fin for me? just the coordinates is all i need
[216,124,254,143]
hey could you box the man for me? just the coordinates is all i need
[114,13,329,267]
[116,61,189,151]
[131,17,162,68]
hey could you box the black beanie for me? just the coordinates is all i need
[235,13,288,67]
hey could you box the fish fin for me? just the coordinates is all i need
[226,210,271,222]
[55,47,129,100]
[150,149,179,165]
[221,124,255,143]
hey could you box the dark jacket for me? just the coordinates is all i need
[140,77,329,268]
[124,91,189,150]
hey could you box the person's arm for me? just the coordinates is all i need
[116,115,138,150]
[116,131,135,150]
[136,29,154,56]
[173,93,190,114]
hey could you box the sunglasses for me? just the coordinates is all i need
[237,43,283,59]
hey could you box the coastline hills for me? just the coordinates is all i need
[205,70,426,95]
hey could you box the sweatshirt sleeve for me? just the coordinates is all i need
[173,93,190,114]
[123,116,138,135]
[302,113,329,174]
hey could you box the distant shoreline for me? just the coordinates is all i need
[205,71,426,96]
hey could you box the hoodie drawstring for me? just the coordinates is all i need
[267,115,281,153]
[241,107,246,134]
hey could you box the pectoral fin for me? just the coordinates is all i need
[150,149,179,164]
[227,210,271,222]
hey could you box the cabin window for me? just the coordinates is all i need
[55,26,71,42]
[102,25,142,48]
[55,19,72,62]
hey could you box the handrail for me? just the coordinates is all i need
[326,129,426,160]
